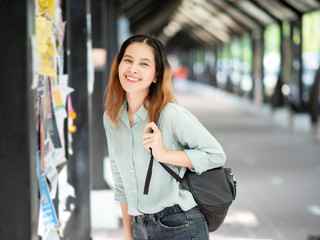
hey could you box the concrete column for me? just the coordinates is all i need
[63,0,92,238]
[90,0,111,190]
[252,30,264,109]
[0,0,38,239]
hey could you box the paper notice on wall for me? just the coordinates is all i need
[51,86,67,160]
[42,229,60,240]
[47,78,62,149]
[40,175,59,226]
[47,105,62,149]
[51,81,69,116]
[36,0,55,18]
[35,16,57,77]
[58,165,76,237]
[52,88,64,112]
[58,74,68,87]
[38,173,59,229]
[59,85,74,106]
[45,148,59,198]
[31,35,41,89]
[37,151,59,236]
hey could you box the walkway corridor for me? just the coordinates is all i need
[93,82,320,240]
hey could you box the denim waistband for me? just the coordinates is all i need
[135,204,183,222]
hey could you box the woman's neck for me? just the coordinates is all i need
[126,93,146,117]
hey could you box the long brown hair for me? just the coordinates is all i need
[105,35,177,126]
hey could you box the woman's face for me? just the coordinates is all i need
[118,42,157,98]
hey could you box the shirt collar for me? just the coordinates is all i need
[135,103,148,121]
[119,100,148,123]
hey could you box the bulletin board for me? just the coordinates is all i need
[33,0,76,239]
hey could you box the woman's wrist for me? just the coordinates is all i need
[154,148,169,163]
[155,150,193,168]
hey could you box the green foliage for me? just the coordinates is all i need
[302,10,320,52]
[264,23,281,54]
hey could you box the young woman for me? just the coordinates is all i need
[103,35,226,240]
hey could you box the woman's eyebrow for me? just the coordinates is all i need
[140,58,151,63]
[123,55,151,63]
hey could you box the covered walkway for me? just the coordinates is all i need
[92,81,320,240]
[1,1,320,239]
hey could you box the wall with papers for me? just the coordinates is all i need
[34,1,77,239]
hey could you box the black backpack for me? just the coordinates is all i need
[144,154,237,232]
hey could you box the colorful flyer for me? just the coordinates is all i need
[39,173,59,229]
[37,153,59,230]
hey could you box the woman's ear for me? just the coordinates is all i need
[153,73,158,83]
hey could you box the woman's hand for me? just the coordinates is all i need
[143,122,193,168]
[142,122,167,162]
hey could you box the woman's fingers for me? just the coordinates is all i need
[142,136,153,145]
[144,122,159,133]
[142,122,163,154]
[142,132,153,140]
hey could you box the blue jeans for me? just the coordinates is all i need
[132,205,209,240]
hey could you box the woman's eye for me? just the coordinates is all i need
[140,62,148,66]
[123,59,132,63]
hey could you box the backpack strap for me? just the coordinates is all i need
[143,151,154,195]
[159,162,183,183]
[143,153,183,195]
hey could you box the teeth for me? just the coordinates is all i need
[127,76,139,81]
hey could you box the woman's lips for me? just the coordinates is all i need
[126,75,140,82]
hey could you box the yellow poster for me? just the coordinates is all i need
[35,16,57,77]
[36,0,55,18]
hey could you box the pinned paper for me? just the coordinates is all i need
[36,17,53,38]
[47,78,62,149]
[58,165,76,237]
[37,0,55,18]
[52,88,64,111]
[35,16,57,77]
[39,173,59,229]
[45,150,59,198]
[37,153,59,233]
[31,36,40,89]
[67,95,75,118]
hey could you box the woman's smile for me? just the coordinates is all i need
[125,75,141,83]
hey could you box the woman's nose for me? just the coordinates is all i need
[128,62,138,73]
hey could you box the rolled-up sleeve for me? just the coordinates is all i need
[109,156,127,202]
[171,106,226,174]
[103,112,127,202]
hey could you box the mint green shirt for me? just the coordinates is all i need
[103,102,226,216]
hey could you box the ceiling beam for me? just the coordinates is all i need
[249,0,287,23]
[274,0,303,16]
[209,0,264,30]
[176,8,227,42]
[228,0,275,26]
[130,0,181,34]
[191,0,245,37]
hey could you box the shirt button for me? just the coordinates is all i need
[128,147,132,152]
[133,190,136,194]
[134,115,140,123]
[130,169,134,173]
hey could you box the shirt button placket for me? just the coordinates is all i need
[129,129,138,208]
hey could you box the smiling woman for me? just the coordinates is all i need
[103,35,226,240]
[118,42,157,103]
[105,35,176,127]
